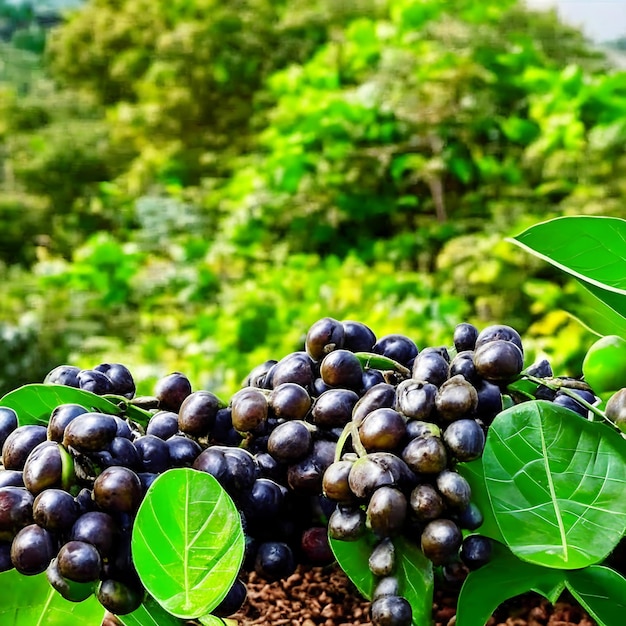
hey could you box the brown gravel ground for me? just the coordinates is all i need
[231,565,598,626]
[103,564,598,626]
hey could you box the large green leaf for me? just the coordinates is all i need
[0,570,104,625]
[509,216,626,326]
[329,531,433,626]
[566,565,626,626]
[0,384,122,426]
[456,542,566,626]
[131,468,245,619]
[483,400,626,569]
[117,595,188,626]
[570,282,626,338]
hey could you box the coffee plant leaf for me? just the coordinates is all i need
[509,215,626,332]
[131,468,244,618]
[566,565,626,626]
[0,384,122,426]
[0,570,104,625]
[484,400,626,569]
[456,542,566,626]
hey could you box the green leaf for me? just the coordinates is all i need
[483,400,626,569]
[569,282,626,338]
[566,565,626,626]
[0,384,122,426]
[0,570,104,625]
[456,542,566,626]
[131,468,245,619]
[329,531,433,626]
[117,595,188,626]
[508,216,626,323]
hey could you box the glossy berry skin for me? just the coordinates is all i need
[154,372,192,412]
[372,334,418,367]
[269,352,315,390]
[412,352,449,388]
[342,320,377,353]
[47,404,89,443]
[33,489,79,533]
[0,407,18,451]
[94,363,136,399]
[460,534,493,570]
[319,349,363,390]
[133,435,170,474]
[70,512,119,559]
[300,526,333,565]
[473,340,524,383]
[358,408,406,452]
[328,505,366,541]
[267,420,312,463]
[371,595,413,626]
[420,518,463,565]
[11,524,56,575]
[178,390,221,437]
[166,435,202,467]
[269,383,311,421]
[44,365,81,387]
[443,419,485,462]
[97,579,143,615]
[77,369,113,395]
[2,425,47,470]
[0,486,34,536]
[93,466,143,515]
[453,323,478,352]
[475,324,523,355]
[305,317,345,361]
[145,411,179,440]
[366,486,407,538]
[57,540,102,582]
[230,388,268,432]
[62,413,118,454]
[311,388,360,428]
[23,441,68,495]
[254,541,296,581]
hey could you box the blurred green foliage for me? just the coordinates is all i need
[0,0,623,397]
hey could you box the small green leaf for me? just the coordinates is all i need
[509,216,626,321]
[570,282,626,338]
[483,400,626,569]
[456,542,566,626]
[131,468,245,619]
[0,570,104,625]
[330,531,433,625]
[566,565,626,626]
[0,384,122,426]
[117,595,188,626]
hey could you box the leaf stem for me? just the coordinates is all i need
[522,375,612,426]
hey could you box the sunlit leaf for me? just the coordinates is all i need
[0,384,122,426]
[509,216,626,330]
[131,468,245,618]
[0,570,104,625]
[483,400,626,569]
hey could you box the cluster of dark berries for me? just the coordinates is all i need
[0,318,596,625]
